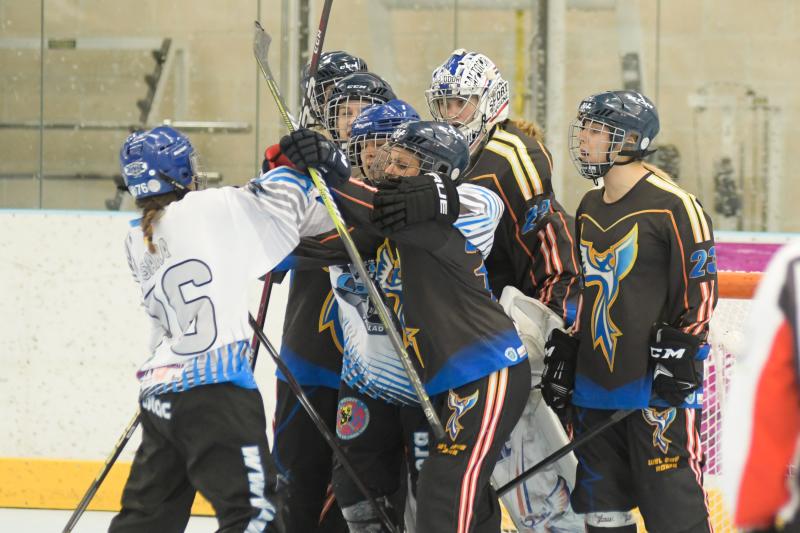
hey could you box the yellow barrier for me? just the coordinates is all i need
[0,458,213,515]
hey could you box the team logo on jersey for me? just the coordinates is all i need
[580,224,639,371]
[642,407,676,454]
[446,389,480,441]
[319,290,345,354]
[336,397,370,440]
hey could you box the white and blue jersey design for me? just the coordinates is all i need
[126,168,333,399]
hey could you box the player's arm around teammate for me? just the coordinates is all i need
[110,126,347,533]
[541,91,717,533]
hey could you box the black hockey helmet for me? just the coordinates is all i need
[324,72,397,144]
[301,50,368,123]
[371,120,470,183]
[568,90,660,180]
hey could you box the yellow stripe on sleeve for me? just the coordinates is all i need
[485,140,533,201]
[493,128,545,195]
[646,175,704,243]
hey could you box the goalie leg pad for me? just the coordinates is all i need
[499,286,565,381]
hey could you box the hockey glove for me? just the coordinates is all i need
[541,329,579,411]
[650,323,708,406]
[261,143,295,173]
[279,128,351,188]
[370,172,460,233]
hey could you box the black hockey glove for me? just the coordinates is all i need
[650,323,708,406]
[279,128,350,188]
[370,172,460,233]
[540,329,579,411]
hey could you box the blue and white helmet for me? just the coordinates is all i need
[120,126,199,200]
[426,49,510,153]
[371,120,470,183]
[347,99,420,178]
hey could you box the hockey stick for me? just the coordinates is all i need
[496,408,635,497]
[249,272,274,369]
[61,411,141,533]
[253,19,445,441]
[298,0,333,128]
[248,314,399,533]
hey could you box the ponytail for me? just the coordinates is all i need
[509,118,545,142]
[135,193,179,253]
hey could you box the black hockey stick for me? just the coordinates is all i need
[253,19,445,441]
[249,272,274,369]
[61,411,141,533]
[496,408,635,497]
[298,0,333,128]
[248,314,399,533]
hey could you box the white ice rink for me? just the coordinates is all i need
[0,508,218,532]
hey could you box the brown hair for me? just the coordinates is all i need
[136,193,180,253]
[508,118,545,142]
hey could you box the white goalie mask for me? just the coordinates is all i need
[426,49,510,154]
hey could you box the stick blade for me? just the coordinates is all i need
[253,20,272,66]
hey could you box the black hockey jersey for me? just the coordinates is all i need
[467,121,580,323]
[572,171,718,409]
[295,178,528,397]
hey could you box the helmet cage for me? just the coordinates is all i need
[346,132,392,179]
[369,142,454,182]
[568,118,633,180]
[324,94,389,145]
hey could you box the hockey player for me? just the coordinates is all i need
[268,51,368,533]
[426,49,582,532]
[346,98,420,180]
[279,120,531,533]
[541,91,717,533]
[723,242,800,531]
[324,71,396,145]
[111,125,348,533]
[302,50,368,127]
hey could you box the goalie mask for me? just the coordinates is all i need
[568,90,660,181]
[347,99,420,179]
[369,120,469,184]
[120,126,202,200]
[426,49,510,154]
[324,72,396,145]
[301,50,368,125]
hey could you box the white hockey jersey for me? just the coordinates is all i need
[330,182,504,406]
[125,168,332,398]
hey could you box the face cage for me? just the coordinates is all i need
[369,143,444,182]
[189,153,208,191]
[568,118,628,180]
[346,132,392,178]
[324,95,387,145]
[309,77,339,123]
[425,89,487,150]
